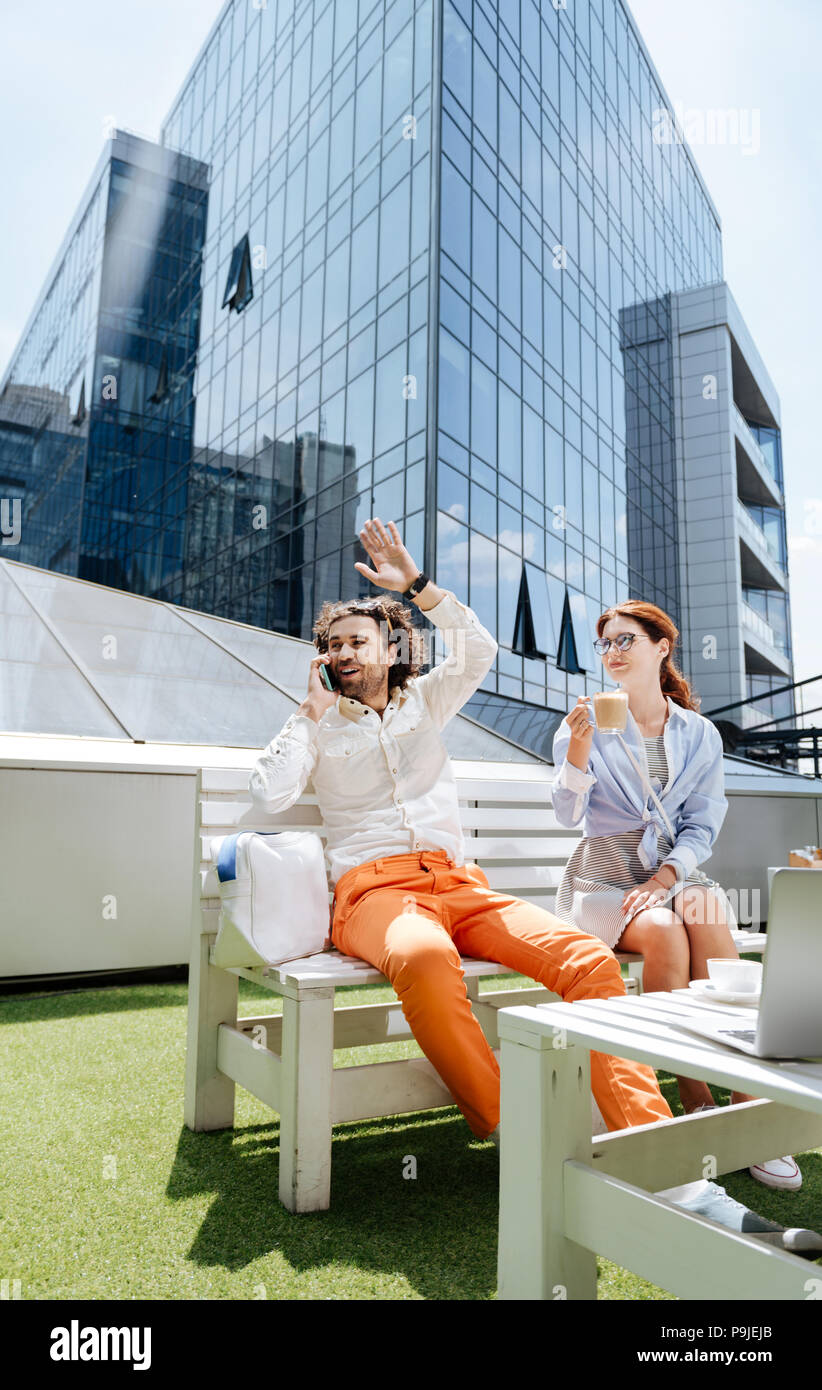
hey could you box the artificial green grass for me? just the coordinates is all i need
[1,974,819,1300]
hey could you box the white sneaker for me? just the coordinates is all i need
[685,1105,803,1191]
[660,1180,822,1256]
[749,1155,802,1191]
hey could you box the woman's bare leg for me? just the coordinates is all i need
[616,907,715,1112]
[673,885,756,1106]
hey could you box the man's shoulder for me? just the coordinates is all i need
[391,677,439,717]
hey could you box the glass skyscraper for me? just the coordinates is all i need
[0,134,208,591]
[163,0,434,635]
[5,0,765,757]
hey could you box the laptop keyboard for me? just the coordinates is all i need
[720,1029,758,1042]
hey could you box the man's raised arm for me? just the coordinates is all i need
[356,517,497,730]
[412,587,497,730]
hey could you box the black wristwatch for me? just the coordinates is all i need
[403,571,430,598]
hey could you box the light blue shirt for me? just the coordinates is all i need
[551,696,728,881]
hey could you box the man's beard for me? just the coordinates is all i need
[339,664,388,701]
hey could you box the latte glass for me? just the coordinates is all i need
[593,690,628,733]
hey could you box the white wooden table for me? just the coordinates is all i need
[497,990,822,1300]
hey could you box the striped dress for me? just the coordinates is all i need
[554,733,736,949]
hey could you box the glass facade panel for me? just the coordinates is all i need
[437,0,720,708]
[160,0,434,636]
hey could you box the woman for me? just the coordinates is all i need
[551,599,801,1192]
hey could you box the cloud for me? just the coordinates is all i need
[788,534,822,554]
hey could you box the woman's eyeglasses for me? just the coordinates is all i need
[592,632,649,656]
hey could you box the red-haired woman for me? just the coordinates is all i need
[551,600,801,1192]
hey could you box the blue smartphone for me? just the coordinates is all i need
[319,660,337,692]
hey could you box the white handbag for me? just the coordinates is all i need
[209,830,331,968]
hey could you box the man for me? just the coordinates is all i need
[251,517,671,1138]
[249,518,822,1251]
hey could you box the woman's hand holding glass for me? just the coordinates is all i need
[566,696,594,771]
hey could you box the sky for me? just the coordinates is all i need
[1,0,819,697]
[628,0,822,695]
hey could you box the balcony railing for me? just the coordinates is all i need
[735,498,786,578]
[733,404,773,480]
[741,599,777,651]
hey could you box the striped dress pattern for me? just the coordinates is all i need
[554,733,736,949]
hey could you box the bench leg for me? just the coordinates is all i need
[498,1035,597,1300]
[625,959,644,994]
[278,988,335,1213]
[184,936,239,1131]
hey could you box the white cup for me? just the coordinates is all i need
[707,958,763,994]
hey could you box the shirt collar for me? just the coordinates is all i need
[665,695,688,723]
[336,685,406,724]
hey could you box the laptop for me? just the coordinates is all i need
[675,869,822,1058]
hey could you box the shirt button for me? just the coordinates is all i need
[392,767,398,774]
[414,840,421,849]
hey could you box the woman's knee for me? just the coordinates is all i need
[624,910,689,965]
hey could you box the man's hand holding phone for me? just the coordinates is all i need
[298,655,339,722]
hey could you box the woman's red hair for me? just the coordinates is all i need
[596,601,700,711]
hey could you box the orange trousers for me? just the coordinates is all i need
[331,850,673,1138]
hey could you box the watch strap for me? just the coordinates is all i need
[403,571,430,598]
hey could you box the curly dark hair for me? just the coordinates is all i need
[312,596,426,694]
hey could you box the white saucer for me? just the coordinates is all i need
[688,978,761,1007]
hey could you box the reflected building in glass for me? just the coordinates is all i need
[1,0,793,757]
[0,132,208,593]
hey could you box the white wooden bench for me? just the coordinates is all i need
[184,760,764,1213]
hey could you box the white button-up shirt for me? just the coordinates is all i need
[249,591,498,886]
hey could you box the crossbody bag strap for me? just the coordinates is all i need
[616,732,677,843]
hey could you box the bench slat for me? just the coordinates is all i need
[199,802,565,832]
[454,778,554,801]
[200,801,324,829]
[461,808,563,830]
[200,767,557,797]
[466,836,581,859]
[482,865,564,890]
